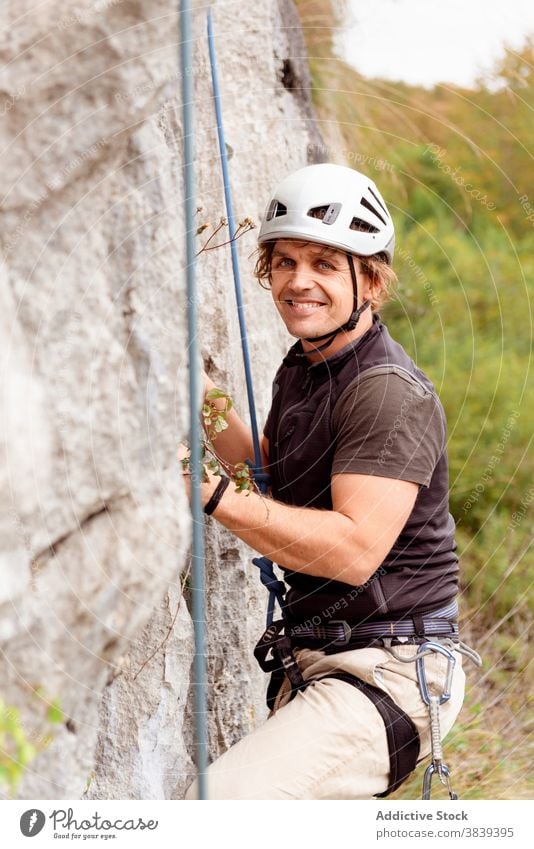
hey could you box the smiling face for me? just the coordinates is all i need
[270,239,375,356]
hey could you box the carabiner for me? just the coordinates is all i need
[422,762,458,800]
[416,641,456,705]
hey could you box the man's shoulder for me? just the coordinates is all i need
[335,362,436,411]
[349,363,434,396]
[332,363,445,439]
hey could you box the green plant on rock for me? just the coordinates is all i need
[0,689,64,797]
[0,699,37,797]
[182,387,255,494]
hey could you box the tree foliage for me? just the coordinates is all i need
[294,2,533,798]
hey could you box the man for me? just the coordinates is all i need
[184,164,465,800]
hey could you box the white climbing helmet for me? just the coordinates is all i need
[258,163,395,263]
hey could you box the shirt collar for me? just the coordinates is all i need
[282,313,383,374]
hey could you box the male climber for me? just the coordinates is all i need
[183,164,465,800]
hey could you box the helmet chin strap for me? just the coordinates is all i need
[296,253,371,356]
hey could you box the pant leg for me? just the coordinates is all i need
[185,643,465,800]
[185,669,389,799]
[293,642,466,764]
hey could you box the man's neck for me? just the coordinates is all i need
[300,311,375,364]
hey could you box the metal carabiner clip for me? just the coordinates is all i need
[422,762,458,800]
[415,641,456,705]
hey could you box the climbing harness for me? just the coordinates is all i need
[254,620,420,797]
[283,601,460,650]
[254,610,482,798]
[254,620,421,797]
[318,673,420,798]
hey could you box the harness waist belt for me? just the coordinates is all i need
[287,600,459,650]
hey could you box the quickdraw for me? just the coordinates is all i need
[416,641,459,800]
[383,638,482,800]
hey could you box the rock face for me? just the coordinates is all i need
[0,0,321,798]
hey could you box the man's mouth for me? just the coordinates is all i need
[283,299,327,313]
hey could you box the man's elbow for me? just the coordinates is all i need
[328,539,382,587]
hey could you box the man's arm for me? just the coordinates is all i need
[203,470,418,586]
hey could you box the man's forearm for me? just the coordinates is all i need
[212,486,374,586]
[208,406,256,468]
[203,375,258,468]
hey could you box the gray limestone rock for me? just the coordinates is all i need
[0,0,322,799]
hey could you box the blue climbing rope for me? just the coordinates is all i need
[206,9,282,627]
[206,8,267,489]
[180,0,208,800]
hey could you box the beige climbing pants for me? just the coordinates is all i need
[185,642,465,800]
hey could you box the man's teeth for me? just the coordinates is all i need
[287,301,324,307]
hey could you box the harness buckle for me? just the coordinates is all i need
[328,620,353,646]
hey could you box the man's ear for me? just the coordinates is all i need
[355,263,378,304]
[369,280,383,308]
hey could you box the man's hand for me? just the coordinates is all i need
[177,443,221,508]
[198,373,265,470]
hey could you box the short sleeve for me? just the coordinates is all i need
[331,371,446,487]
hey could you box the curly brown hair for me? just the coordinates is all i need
[251,239,398,311]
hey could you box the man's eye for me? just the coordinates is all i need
[318,260,333,270]
[277,258,293,267]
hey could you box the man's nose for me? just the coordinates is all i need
[286,265,314,289]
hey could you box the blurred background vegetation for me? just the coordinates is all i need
[295,0,532,799]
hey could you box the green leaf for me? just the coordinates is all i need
[206,388,228,401]
[46,700,64,725]
[18,741,37,766]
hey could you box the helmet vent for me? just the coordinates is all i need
[368,186,389,216]
[350,216,379,234]
[307,203,341,224]
[360,196,387,226]
[266,199,287,221]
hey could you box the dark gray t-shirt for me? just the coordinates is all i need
[264,321,459,622]
[331,365,446,488]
